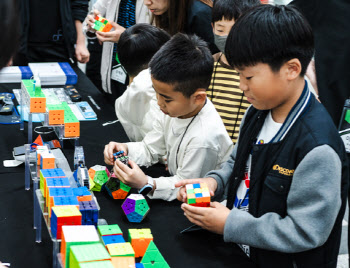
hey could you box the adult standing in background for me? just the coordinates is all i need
[289,0,350,266]
[13,0,90,65]
[289,0,350,125]
[0,0,19,69]
[84,0,151,101]
[144,0,219,54]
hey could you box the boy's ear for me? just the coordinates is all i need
[211,22,214,31]
[193,90,207,104]
[285,58,302,80]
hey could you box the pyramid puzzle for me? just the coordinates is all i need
[141,241,170,268]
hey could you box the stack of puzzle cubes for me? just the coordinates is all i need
[186,183,211,207]
[38,167,99,238]
[21,80,80,138]
[37,145,56,169]
[60,224,170,268]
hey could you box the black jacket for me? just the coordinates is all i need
[16,0,88,61]
[226,92,349,267]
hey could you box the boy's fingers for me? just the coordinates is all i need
[115,159,130,174]
[128,159,137,168]
[181,203,207,216]
[114,164,128,182]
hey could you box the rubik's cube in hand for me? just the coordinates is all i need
[113,151,130,166]
[93,15,113,32]
[186,183,211,207]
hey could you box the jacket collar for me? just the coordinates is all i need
[270,80,311,143]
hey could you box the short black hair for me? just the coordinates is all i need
[118,24,170,77]
[0,0,19,69]
[225,5,314,76]
[212,0,261,23]
[149,33,213,98]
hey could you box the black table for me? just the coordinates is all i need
[0,67,254,268]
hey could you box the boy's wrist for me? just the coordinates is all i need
[138,176,155,196]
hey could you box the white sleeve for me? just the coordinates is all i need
[149,146,220,201]
[127,116,166,167]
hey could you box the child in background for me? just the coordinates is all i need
[104,33,233,201]
[176,5,348,267]
[115,24,170,142]
[209,0,260,143]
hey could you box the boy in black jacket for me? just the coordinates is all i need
[176,5,348,268]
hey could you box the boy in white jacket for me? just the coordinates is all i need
[115,24,170,142]
[104,34,233,201]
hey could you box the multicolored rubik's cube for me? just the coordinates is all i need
[113,151,129,165]
[93,15,113,32]
[122,194,150,223]
[186,183,211,207]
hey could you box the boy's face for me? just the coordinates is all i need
[151,77,202,119]
[237,63,297,111]
[212,17,236,36]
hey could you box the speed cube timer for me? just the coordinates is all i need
[128,228,153,258]
[186,183,210,207]
[93,15,113,32]
[104,174,131,199]
[122,194,150,223]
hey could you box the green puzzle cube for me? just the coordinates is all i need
[98,224,123,236]
[69,244,110,268]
